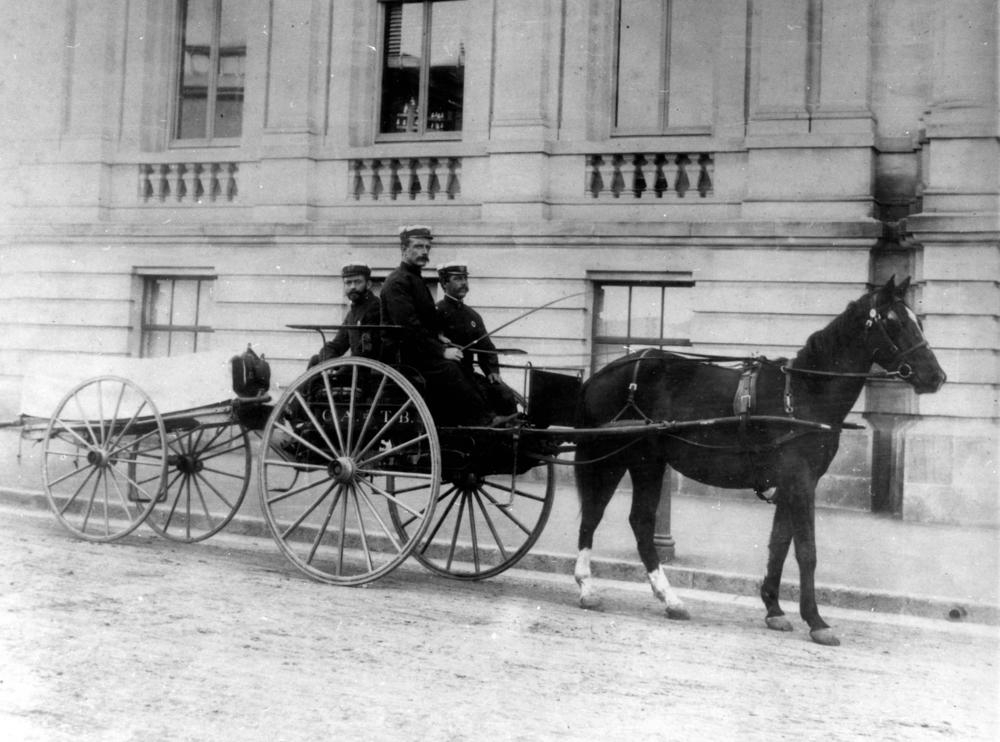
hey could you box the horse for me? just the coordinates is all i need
[572,277,946,646]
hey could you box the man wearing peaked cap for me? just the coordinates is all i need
[436,261,522,416]
[380,226,495,426]
[311,262,381,365]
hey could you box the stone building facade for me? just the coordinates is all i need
[1,0,996,524]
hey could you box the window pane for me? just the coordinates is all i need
[147,280,173,326]
[380,2,425,133]
[596,285,629,337]
[144,331,171,358]
[177,0,213,139]
[171,280,199,325]
[216,0,246,137]
[427,1,467,132]
[592,343,624,372]
[663,289,694,338]
[172,332,197,355]
[197,280,215,326]
[667,0,714,128]
[630,286,662,338]
[616,0,663,130]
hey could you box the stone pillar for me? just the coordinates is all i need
[743,0,875,220]
[482,0,562,221]
[256,0,329,221]
[653,471,676,562]
[898,0,999,525]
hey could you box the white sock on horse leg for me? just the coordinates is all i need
[648,566,684,609]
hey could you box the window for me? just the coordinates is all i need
[378,1,468,138]
[614,0,714,134]
[591,279,694,371]
[141,276,215,357]
[174,0,247,142]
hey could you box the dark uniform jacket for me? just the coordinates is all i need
[379,262,445,367]
[319,290,381,361]
[436,295,499,379]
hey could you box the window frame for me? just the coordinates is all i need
[139,273,217,357]
[611,0,713,137]
[590,275,695,373]
[170,0,246,148]
[375,0,466,142]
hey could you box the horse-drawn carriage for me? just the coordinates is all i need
[18,277,945,646]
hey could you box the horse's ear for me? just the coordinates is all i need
[896,276,911,296]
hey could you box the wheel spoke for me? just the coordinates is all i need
[472,489,510,561]
[292,387,341,458]
[354,479,404,554]
[352,398,417,462]
[281,482,338,542]
[349,374,389,458]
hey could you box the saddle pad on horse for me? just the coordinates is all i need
[19,351,237,419]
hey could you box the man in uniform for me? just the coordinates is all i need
[435,261,522,417]
[379,225,500,427]
[315,263,381,363]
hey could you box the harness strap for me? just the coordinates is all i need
[782,359,795,415]
[611,348,656,423]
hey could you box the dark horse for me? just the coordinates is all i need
[573,277,946,645]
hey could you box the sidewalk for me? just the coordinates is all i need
[3,427,997,625]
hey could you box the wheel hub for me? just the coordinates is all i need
[175,454,204,475]
[86,447,111,468]
[329,456,357,483]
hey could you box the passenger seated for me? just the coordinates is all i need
[435,261,523,418]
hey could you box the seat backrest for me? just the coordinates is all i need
[526,368,582,428]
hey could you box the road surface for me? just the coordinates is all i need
[0,504,996,741]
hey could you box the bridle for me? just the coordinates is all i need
[863,297,927,381]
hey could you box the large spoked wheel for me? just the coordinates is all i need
[145,420,251,542]
[389,461,555,580]
[41,375,168,542]
[258,358,440,585]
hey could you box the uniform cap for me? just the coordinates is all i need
[436,261,468,279]
[341,263,371,278]
[399,224,434,244]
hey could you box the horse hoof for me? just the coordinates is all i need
[809,628,841,646]
[665,606,690,621]
[579,594,603,611]
[765,615,794,632]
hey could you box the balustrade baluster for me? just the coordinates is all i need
[351,160,365,200]
[654,154,669,197]
[696,154,713,197]
[587,155,603,197]
[157,164,172,201]
[408,158,423,200]
[631,154,648,198]
[370,159,384,200]
[179,163,194,202]
[389,159,403,200]
[674,155,691,197]
[192,163,205,201]
[208,163,221,201]
[446,158,461,199]
[225,163,238,200]
[426,158,440,200]
[138,164,153,201]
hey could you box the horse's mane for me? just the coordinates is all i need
[792,297,868,372]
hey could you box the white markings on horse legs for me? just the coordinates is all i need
[574,548,602,610]
[649,566,690,620]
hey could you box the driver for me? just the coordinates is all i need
[379,225,504,427]
[308,263,381,367]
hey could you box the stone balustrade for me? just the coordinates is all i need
[139,162,239,203]
[351,157,461,201]
[587,153,714,198]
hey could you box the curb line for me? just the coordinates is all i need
[4,487,996,627]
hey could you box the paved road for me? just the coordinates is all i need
[1,505,996,742]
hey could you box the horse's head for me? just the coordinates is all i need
[864,276,946,394]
